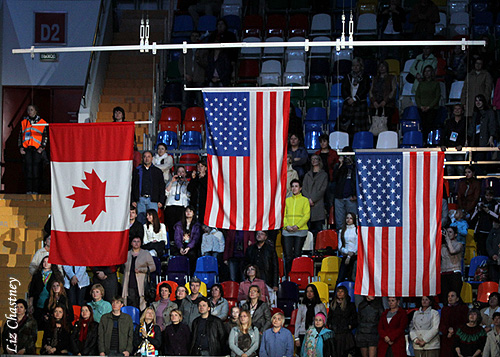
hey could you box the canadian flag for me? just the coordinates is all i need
[49,122,135,266]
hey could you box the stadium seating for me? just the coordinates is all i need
[122,306,140,327]
[353,131,374,149]
[155,280,178,301]
[277,281,300,317]
[318,256,341,290]
[166,255,190,284]
[477,281,499,303]
[288,257,314,289]
[460,282,473,304]
[329,131,349,150]
[376,131,399,149]
[311,281,330,307]
[194,256,219,288]
[315,229,338,252]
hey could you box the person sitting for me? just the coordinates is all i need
[209,283,229,321]
[43,279,73,327]
[225,306,241,336]
[142,209,167,258]
[153,143,173,184]
[189,297,227,356]
[294,284,327,349]
[87,283,112,323]
[241,285,272,334]
[122,237,156,311]
[259,312,294,357]
[70,305,99,356]
[133,307,161,356]
[238,264,270,303]
[174,285,188,309]
[98,297,134,356]
[480,292,500,332]
[162,309,190,356]
[180,277,204,328]
[1,299,37,355]
[41,305,71,355]
[201,225,225,260]
[300,312,336,357]
[228,309,260,357]
[151,282,178,331]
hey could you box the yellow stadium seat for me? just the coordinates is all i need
[320,256,341,272]
[386,59,400,76]
[276,231,283,259]
[318,272,338,291]
[36,330,44,354]
[311,281,330,307]
[461,282,473,304]
[464,246,477,266]
[466,229,476,248]
[185,281,208,296]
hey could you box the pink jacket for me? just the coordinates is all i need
[237,278,269,302]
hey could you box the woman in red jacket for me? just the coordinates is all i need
[439,290,469,357]
[378,297,408,357]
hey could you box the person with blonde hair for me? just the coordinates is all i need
[162,309,190,356]
[87,283,112,323]
[259,312,293,357]
[229,309,260,357]
[133,307,161,356]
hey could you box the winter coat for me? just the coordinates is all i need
[377,308,408,357]
[70,320,99,355]
[302,169,328,221]
[409,307,440,350]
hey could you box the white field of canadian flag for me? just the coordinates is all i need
[49,122,135,266]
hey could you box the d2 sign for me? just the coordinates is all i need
[35,12,66,45]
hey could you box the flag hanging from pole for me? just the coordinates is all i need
[202,88,290,230]
[355,151,444,297]
[49,122,135,266]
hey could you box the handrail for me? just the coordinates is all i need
[81,0,106,109]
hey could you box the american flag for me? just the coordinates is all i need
[202,88,290,230]
[354,151,444,297]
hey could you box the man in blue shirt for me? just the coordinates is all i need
[259,312,294,357]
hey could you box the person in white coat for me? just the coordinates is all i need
[153,143,174,183]
[63,265,90,306]
[483,312,500,357]
[409,296,440,357]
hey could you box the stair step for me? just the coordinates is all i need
[104,78,153,87]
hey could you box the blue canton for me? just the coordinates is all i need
[356,153,403,227]
[204,92,250,156]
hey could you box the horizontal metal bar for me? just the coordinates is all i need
[12,39,486,55]
[185,85,309,91]
[32,121,152,126]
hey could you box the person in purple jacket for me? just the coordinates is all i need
[172,205,202,274]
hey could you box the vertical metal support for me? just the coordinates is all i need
[140,19,145,52]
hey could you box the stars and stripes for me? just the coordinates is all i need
[355,151,444,297]
[203,88,290,230]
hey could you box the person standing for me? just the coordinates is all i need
[244,231,279,294]
[440,226,464,303]
[63,265,90,307]
[259,312,294,357]
[294,284,327,349]
[131,151,166,224]
[483,312,500,356]
[187,159,209,222]
[356,296,384,357]
[439,290,469,357]
[302,154,328,235]
[189,297,226,356]
[461,58,494,119]
[18,104,47,194]
[282,179,310,277]
[377,297,408,357]
[409,296,440,357]
[98,297,134,356]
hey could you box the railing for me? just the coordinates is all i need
[81,0,106,109]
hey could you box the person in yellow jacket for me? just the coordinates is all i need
[282,179,311,277]
[18,105,48,194]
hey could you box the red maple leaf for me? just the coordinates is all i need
[66,169,108,224]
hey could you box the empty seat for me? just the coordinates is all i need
[304,130,323,150]
[285,60,306,76]
[401,131,423,148]
[240,37,261,57]
[310,36,332,58]
[311,13,332,36]
[263,36,285,58]
[353,131,374,149]
[289,14,309,37]
[451,12,470,26]
[259,73,281,86]
[194,256,218,288]
[288,257,314,289]
[448,81,464,103]
[277,281,300,317]
[197,15,217,32]
[285,36,307,62]
[179,153,200,172]
[185,107,205,122]
[261,60,282,75]
[329,131,349,150]
[376,131,399,149]
[173,15,194,35]
[180,131,203,149]
[157,131,178,150]
[306,107,328,123]
[266,14,287,38]
[356,13,377,34]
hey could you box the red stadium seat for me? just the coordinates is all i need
[184,107,205,123]
[73,305,81,325]
[179,153,200,172]
[184,121,204,133]
[316,230,338,251]
[288,257,314,289]
[160,107,182,124]
[477,281,499,303]
[155,281,178,302]
[266,14,287,38]
[288,308,298,334]
[289,14,309,37]
[159,121,179,133]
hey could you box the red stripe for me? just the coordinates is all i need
[205,155,215,226]
[368,227,376,296]
[395,227,403,296]
[280,93,291,226]
[422,153,431,295]
[255,92,264,230]
[229,156,237,229]
[50,123,135,162]
[50,231,128,266]
[408,152,417,296]
[381,227,389,296]
[355,226,364,295]
[268,92,278,229]
[435,152,445,295]
[215,156,225,228]
[243,157,250,230]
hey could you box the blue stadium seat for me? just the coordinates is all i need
[157,131,178,150]
[305,130,322,150]
[224,15,242,35]
[194,256,218,288]
[328,120,337,133]
[181,131,203,149]
[197,15,217,32]
[330,82,342,98]
[305,107,328,123]
[468,255,489,284]
[402,106,421,121]
[352,131,374,149]
[304,121,324,132]
[401,121,420,135]
[329,98,344,121]
[121,306,140,327]
[166,255,190,285]
[277,281,299,317]
[173,15,194,34]
[401,131,423,148]
[337,281,355,302]
[427,129,442,146]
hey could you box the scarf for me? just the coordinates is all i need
[138,322,156,355]
[350,71,363,86]
[79,318,90,342]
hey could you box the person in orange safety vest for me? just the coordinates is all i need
[18,104,48,194]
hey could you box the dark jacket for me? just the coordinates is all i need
[302,169,329,221]
[133,322,161,354]
[41,324,71,355]
[333,162,357,199]
[70,320,99,355]
[486,227,500,262]
[98,312,134,355]
[205,50,232,87]
[244,242,279,288]
[356,297,384,337]
[442,117,467,147]
[163,322,190,356]
[1,315,37,354]
[131,164,166,204]
[224,230,256,261]
[187,175,208,222]
[327,299,358,334]
[241,300,272,333]
[129,220,144,245]
[377,6,405,34]
[315,149,339,182]
[189,314,226,356]
[341,74,370,103]
[468,109,496,147]
[28,270,63,307]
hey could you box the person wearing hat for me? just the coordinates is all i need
[300,312,336,357]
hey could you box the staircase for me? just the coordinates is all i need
[96,10,168,149]
[0,194,50,326]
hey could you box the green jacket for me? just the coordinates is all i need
[98,312,134,355]
[283,193,311,231]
